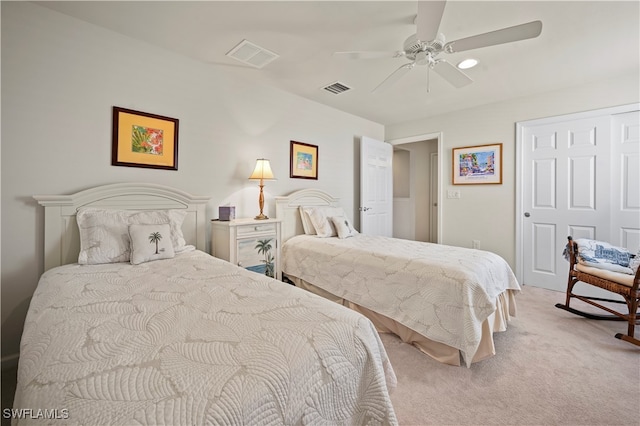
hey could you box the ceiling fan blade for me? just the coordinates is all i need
[373,63,415,93]
[416,1,446,42]
[445,20,542,53]
[333,51,405,60]
[433,60,473,88]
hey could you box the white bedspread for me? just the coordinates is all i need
[14,250,397,425]
[282,235,520,366]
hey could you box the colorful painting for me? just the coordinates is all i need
[112,107,178,170]
[132,125,163,155]
[452,143,502,185]
[290,141,318,179]
[458,151,495,177]
[296,152,313,171]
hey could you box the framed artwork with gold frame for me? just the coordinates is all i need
[452,143,502,185]
[112,106,179,170]
[290,140,318,180]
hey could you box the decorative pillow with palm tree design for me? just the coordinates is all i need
[129,223,175,265]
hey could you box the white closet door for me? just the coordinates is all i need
[611,111,640,252]
[522,116,612,291]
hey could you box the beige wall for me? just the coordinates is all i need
[392,148,412,239]
[386,71,640,270]
[0,2,384,362]
[393,149,411,198]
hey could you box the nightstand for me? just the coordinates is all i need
[211,218,282,280]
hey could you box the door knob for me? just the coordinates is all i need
[524,212,531,217]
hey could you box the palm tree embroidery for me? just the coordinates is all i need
[255,238,274,278]
[149,231,163,254]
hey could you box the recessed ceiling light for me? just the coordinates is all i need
[457,59,478,70]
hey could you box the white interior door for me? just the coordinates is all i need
[520,105,640,292]
[360,136,393,236]
[523,115,612,291]
[611,111,640,250]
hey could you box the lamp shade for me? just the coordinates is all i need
[248,159,275,180]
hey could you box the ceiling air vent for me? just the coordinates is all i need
[226,39,279,69]
[323,81,352,95]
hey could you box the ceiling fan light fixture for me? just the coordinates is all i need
[457,58,478,70]
[415,51,429,65]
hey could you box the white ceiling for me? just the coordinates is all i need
[36,1,640,125]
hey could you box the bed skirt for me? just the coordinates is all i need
[285,274,517,366]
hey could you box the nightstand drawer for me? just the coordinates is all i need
[236,223,277,235]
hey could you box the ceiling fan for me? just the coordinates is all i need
[334,1,542,93]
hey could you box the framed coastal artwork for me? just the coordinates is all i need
[112,106,179,170]
[290,140,318,180]
[452,143,502,185]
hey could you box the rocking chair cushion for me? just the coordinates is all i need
[576,263,635,287]
[573,238,634,274]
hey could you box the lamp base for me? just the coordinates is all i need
[254,213,269,220]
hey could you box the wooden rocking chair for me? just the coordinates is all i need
[556,236,640,346]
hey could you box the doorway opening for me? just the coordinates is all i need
[388,132,442,243]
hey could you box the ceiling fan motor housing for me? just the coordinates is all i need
[403,33,446,61]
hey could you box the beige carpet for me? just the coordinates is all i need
[2,285,637,425]
[382,285,639,426]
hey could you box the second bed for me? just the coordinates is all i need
[276,189,520,367]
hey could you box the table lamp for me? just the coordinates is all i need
[248,158,275,220]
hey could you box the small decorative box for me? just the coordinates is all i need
[219,206,236,221]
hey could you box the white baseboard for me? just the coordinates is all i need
[1,353,19,371]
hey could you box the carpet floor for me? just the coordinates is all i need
[1,285,637,425]
[383,284,639,425]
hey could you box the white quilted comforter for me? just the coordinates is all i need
[282,235,521,366]
[14,250,397,425]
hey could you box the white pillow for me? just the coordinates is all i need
[330,216,358,239]
[129,223,175,265]
[77,208,188,265]
[304,206,346,238]
[299,206,316,235]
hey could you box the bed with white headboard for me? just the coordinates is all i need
[33,182,209,270]
[15,183,397,425]
[275,188,340,243]
[276,188,521,367]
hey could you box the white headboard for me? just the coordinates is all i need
[33,183,210,271]
[275,188,340,242]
